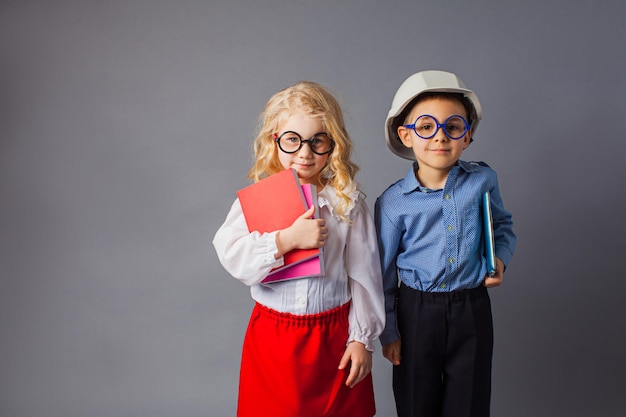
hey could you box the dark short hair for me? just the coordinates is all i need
[398,92,474,126]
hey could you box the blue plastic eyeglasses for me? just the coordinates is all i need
[403,114,470,140]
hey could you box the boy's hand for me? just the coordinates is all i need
[484,257,504,288]
[382,339,401,365]
[275,206,327,258]
[339,341,372,388]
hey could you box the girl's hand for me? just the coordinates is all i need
[339,341,372,388]
[382,339,401,365]
[275,206,327,258]
[484,257,504,288]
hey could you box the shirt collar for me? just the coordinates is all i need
[401,160,478,194]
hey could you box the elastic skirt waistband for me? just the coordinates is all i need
[255,301,350,326]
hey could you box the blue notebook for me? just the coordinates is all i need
[482,191,496,277]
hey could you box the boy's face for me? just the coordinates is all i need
[397,96,471,176]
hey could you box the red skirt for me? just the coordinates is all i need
[237,302,376,417]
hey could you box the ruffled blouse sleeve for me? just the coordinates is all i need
[343,195,386,351]
[212,199,284,286]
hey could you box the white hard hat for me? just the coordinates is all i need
[385,70,483,160]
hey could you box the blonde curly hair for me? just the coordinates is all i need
[248,81,359,222]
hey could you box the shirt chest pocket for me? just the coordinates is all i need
[463,206,481,252]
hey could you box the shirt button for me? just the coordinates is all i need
[447,225,454,231]
[449,257,454,264]
[445,194,451,200]
[440,283,447,289]
[297,298,306,305]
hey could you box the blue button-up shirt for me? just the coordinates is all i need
[375,160,516,345]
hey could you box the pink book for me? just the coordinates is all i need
[262,183,325,283]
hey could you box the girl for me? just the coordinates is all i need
[213,81,385,417]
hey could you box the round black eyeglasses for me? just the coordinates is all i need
[275,131,335,155]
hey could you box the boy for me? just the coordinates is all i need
[375,70,516,417]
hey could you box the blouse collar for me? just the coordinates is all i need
[318,183,362,218]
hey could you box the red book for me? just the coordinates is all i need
[236,169,321,280]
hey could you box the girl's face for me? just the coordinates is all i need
[398,96,471,175]
[275,110,330,187]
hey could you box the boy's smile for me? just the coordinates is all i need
[429,147,452,154]
[397,96,471,187]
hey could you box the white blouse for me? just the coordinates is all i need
[213,184,385,351]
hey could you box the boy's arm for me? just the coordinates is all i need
[374,199,403,346]
[382,339,402,365]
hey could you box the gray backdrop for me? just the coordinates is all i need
[1,1,625,416]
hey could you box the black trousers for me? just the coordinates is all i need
[393,283,493,417]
